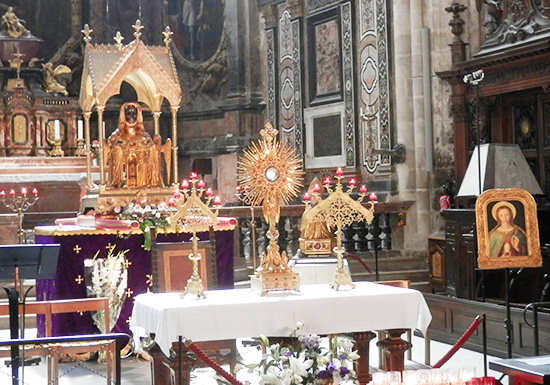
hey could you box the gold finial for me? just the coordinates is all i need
[132,19,144,40]
[114,31,124,47]
[81,24,93,44]
[163,26,173,47]
[259,122,278,143]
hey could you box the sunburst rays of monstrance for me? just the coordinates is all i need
[237,123,304,295]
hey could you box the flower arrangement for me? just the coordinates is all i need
[252,331,360,385]
[84,245,129,334]
[90,139,100,159]
[116,200,171,250]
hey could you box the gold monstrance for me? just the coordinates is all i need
[301,168,376,289]
[170,173,221,298]
[237,123,304,295]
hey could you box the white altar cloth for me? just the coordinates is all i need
[131,281,432,356]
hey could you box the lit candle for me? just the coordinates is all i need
[181,180,189,189]
[348,178,357,187]
[235,186,241,192]
[323,176,332,185]
[213,196,222,206]
[303,192,311,202]
[9,189,15,197]
[369,192,377,202]
[0,190,5,197]
[197,180,206,189]
[173,190,181,198]
[189,171,198,180]
[21,187,27,196]
[359,185,368,194]
[243,185,249,192]
[336,167,344,176]
[312,184,321,193]
[32,188,38,196]
[77,120,83,139]
[167,197,175,207]
[54,120,60,139]
[102,121,106,137]
[205,188,213,197]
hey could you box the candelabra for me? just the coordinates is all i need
[170,172,221,298]
[0,188,39,244]
[301,167,376,290]
[235,186,258,271]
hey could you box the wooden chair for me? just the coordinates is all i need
[0,300,54,380]
[376,280,431,366]
[48,298,114,385]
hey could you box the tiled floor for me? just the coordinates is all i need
[0,334,510,385]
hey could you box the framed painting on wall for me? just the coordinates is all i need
[475,188,541,269]
[307,7,343,105]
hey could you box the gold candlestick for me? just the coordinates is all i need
[49,138,64,157]
[75,138,85,156]
[0,188,39,244]
[301,168,376,290]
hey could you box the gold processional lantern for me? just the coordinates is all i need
[300,168,377,289]
[169,173,222,298]
[237,123,304,295]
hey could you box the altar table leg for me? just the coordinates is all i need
[376,329,412,372]
[352,331,376,385]
[147,340,237,385]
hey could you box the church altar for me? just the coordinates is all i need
[131,281,432,384]
[34,225,234,338]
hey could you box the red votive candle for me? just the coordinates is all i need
[197,180,206,189]
[21,188,27,196]
[9,189,15,197]
[213,196,222,205]
[32,188,38,196]
[167,197,175,207]
[181,180,189,189]
[235,186,241,192]
[173,190,181,198]
[189,171,198,180]
[336,167,344,176]
[359,185,367,194]
[323,176,331,185]
[369,193,377,202]
[312,184,321,193]
[303,192,311,202]
[205,188,213,197]
[348,178,356,187]
[0,190,4,197]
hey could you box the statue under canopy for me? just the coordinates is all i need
[103,102,171,188]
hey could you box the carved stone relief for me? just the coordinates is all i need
[359,0,391,173]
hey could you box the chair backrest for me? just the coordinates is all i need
[0,300,52,336]
[49,298,110,334]
[377,280,411,289]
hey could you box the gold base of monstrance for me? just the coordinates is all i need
[238,123,303,296]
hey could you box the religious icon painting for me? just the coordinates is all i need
[475,188,541,269]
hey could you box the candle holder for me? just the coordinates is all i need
[170,173,221,298]
[49,138,64,157]
[0,188,39,244]
[75,138,86,156]
[235,186,258,271]
[237,123,304,295]
[301,168,376,290]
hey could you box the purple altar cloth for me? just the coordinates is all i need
[35,230,234,337]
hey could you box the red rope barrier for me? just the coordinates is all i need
[343,253,372,274]
[432,315,484,369]
[183,338,244,385]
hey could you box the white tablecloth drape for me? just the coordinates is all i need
[131,281,432,356]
